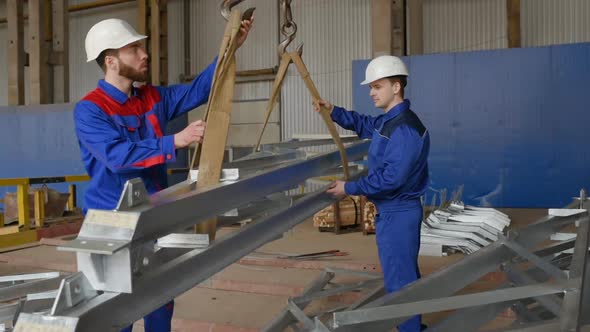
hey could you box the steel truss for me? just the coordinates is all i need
[264,194,590,332]
[9,141,368,332]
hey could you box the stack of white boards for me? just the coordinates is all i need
[420,203,511,256]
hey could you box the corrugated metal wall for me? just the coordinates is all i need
[278,0,371,193]
[423,0,508,54]
[184,0,371,148]
[280,0,372,141]
[166,0,184,84]
[0,1,589,111]
[0,0,184,106]
[189,0,279,101]
[522,0,590,47]
[68,0,137,101]
[186,0,280,147]
[0,2,6,104]
[423,0,590,54]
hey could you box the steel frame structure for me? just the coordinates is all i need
[8,141,369,331]
[5,138,590,331]
[263,194,590,332]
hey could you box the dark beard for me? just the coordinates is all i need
[118,61,149,83]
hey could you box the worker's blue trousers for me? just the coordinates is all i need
[121,300,174,332]
[375,208,422,332]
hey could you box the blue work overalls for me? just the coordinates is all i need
[332,99,430,332]
[74,60,216,332]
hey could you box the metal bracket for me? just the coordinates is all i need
[51,272,98,316]
[189,168,240,182]
[116,178,149,211]
[14,313,78,332]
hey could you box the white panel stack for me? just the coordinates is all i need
[420,203,511,256]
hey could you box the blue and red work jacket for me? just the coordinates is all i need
[74,60,216,212]
[331,100,430,213]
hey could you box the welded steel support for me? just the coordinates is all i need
[262,199,590,332]
[12,142,369,331]
[23,175,366,331]
[330,211,589,331]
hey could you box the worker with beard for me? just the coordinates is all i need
[74,17,253,332]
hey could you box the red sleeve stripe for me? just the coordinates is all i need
[131,155,165,168]
[147,113,164,137]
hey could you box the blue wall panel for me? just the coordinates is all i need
[352,43,590,208]
[0,104,87,209]
[0,103,188,210]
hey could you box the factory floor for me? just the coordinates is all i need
[0,208,549,331]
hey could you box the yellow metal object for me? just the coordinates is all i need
[0,175,90,234]
[67,184,76,211]
[34,190,45,227]
[16,181,30,230]
[0,178,29,186]
[0,175,89,186]
[0,229,37,249]
[0,174,88,249]
[0,225,19,236]
[64,175,90,182]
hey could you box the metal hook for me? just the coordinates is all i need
[277,26,303,58]
[277,40,303,58]
[280,0,294,29]
[221,0,255,21]
[220,0,244,20]
[281,21,297,38]
[277,0,301,57]
[278,34,294,57]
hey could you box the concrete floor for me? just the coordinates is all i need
[0,208,550,331]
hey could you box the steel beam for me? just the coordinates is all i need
[503,237,568,280]
[49,172,366,331]
[0,275,63,302]
[332,280,575,328]
[428,248,574,332]
[560,215,590,330]
[58,141,369,293]
[262,270,335,332]
[66,140,369,250]
[331,203,584,331]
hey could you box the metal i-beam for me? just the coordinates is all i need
[428,241,577,332]
[559,216,590,330]
[262,271,336,332]
[46,172,367,331]
[260,199,588,332]
[333,280,575,328]
[58,141,368,295]
[331,204,585,331]
[63,140,369,254]
[0,275,63,302]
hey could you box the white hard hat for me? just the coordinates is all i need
[361,55,409,85]
[85,18,147,62]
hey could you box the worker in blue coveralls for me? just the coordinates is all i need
[74,17,253,332]
[314,55,429,332]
